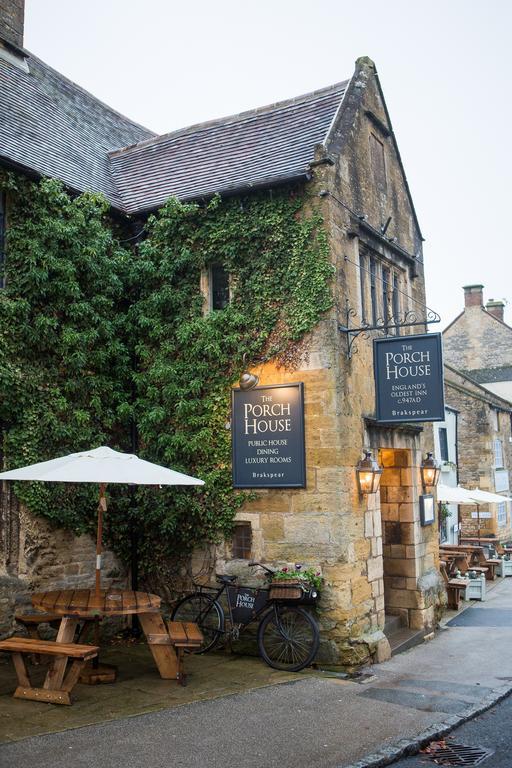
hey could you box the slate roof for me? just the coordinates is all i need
[0,48,155,208]
[463,366,512,384]
[108,82,348,214]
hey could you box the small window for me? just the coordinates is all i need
[0,192,5,289]
[438,428,449,462]
[231,523,252,559]
[497,502,507,527]
[494,439,504,469]
[210,263,230,310]
[370,133,387,193]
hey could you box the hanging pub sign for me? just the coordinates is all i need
[232,383,306,488]
[374,333,445,423]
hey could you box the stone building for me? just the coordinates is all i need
[442,286,512,540]
[0,0,444,664]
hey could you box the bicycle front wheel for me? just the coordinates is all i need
[257,605,320,671]
[171,593,224,653]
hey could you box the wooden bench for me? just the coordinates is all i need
[0,637,99,705]
[440,564,469,610]
[167,621,204,686]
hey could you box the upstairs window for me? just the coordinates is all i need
[210,263,230,310]
[0,192,5,289]
[494,439,504,469]
[438,427,449,462]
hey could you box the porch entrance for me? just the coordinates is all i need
[379,447,432,637]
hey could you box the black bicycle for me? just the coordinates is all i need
[171,562,320,672]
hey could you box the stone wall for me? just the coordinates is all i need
[0,481,126,637]
[0,0,24,49]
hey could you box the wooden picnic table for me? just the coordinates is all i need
[31,589,178,687]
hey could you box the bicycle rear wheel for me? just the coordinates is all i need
[171,593,224,653]
[257,605,319,671]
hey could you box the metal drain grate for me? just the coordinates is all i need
[424,741,493,766]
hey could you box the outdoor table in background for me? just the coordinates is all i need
[31,588,178,686]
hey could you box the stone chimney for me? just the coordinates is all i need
[486,299,505,323]
[0,0,25,49]
[463,284,484,309]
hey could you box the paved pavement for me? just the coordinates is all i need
[392,691,512,766]
[1,577,512,768]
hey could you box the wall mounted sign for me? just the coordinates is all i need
[232,383,306,488]
[420,494,435,526]
[373,333,445,423]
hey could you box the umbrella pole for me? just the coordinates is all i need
[477,504,481,546]
[95,483,107,598]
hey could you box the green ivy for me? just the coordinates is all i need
[0,172,333,575]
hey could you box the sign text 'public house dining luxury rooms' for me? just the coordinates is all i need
[232,383,306,488]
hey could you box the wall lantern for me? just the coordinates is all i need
[239,353,259,391]
[420,452,441,492]
[356,450,383,495]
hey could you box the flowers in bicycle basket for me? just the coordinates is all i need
[271,565,322,592]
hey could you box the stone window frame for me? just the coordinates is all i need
[497,501,507,527]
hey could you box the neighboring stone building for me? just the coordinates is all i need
[442,285,512,540]
[444,285,512,402]
[0,0,444,664]
[442,365,512,540]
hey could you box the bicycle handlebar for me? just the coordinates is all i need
[248,561,275,576]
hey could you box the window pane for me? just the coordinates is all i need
[232,523,252,559]
[494,439,504,469]
[439,428,449,462]
[211,264,230,310]
[370,257,377,326]
[382,267,390,331]
[498,502,507,527]
[359,250,366,323]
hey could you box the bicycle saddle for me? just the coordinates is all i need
[216,574,237,584]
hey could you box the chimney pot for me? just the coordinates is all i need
[486,299,505,323]
[463,284,484,309]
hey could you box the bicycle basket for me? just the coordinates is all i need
[269,580,303,601]
[227,586,269,623]
[269,580,319,603]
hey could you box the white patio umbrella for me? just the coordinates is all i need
[467,488,512,504]
[436,484,478,504]
[0,446,204,596]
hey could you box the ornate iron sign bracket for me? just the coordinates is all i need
[339,300,441,359]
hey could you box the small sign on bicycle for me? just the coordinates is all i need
[231,383,306,488]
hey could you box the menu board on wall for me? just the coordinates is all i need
[374,333,445,423]
[232,383,306,488]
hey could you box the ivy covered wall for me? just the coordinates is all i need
[0,171,333,581]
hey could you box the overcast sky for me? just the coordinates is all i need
[24,0,512,329]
